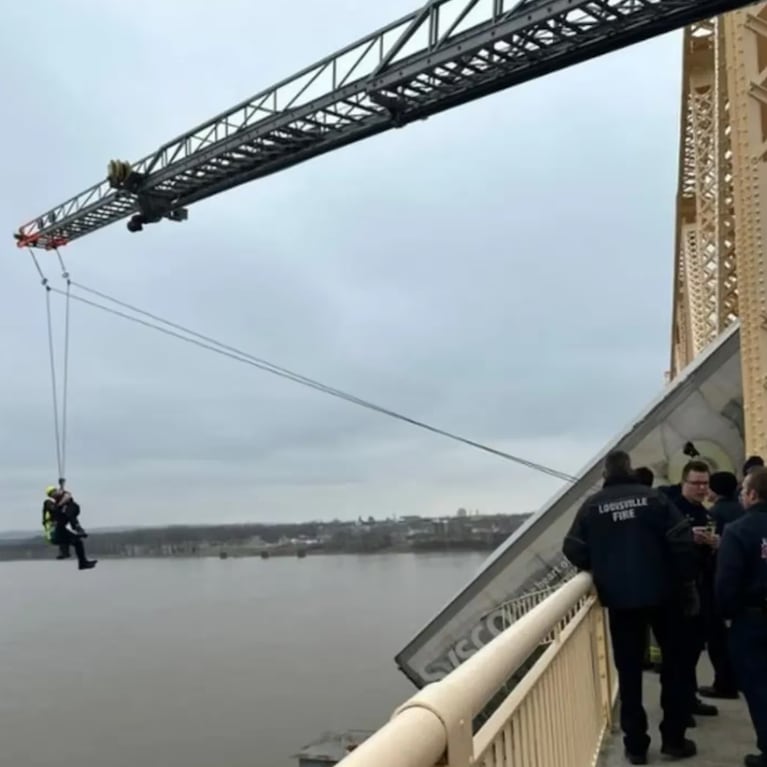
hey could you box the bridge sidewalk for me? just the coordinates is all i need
[598,658,755,766]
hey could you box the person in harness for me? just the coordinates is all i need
[43,486,96,570]
[53,486,87,538]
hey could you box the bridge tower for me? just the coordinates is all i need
[672,4,767,458]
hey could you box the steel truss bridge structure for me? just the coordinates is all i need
[671,5,767,460]
[13,0,767,456]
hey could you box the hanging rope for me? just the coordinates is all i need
[27,247,72,487]
[49,282,578,483]
[27,248,63,484]
[55,248,72,481]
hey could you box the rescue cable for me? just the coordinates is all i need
[26,247,72,489]
[56,248,72,482]
[47,282,578,484]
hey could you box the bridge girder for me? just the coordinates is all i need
[671,5,767,457]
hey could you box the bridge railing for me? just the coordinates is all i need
[337,572,616,767]
[493,572,579,643]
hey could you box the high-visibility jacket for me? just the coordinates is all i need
[42,498,59,543]
[648,629,662,664]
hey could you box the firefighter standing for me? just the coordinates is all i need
[698,470,743,699]
[563,450,698,764]
[659,460,720,723]
[715,467,767,767]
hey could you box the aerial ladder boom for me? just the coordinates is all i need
[15,0,758,250]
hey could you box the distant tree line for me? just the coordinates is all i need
[0,514,532,561]
[0,521,329,560]
[90,522,324,546]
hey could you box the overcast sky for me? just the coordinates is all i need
[0,1,683,530]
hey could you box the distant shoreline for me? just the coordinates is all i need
[0,546,496,564]
[0,512,530,563]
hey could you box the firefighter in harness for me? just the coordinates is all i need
[43,486,97,570]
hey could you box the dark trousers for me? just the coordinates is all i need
[53,529,87,565]
[698,567,738,693]
[609,605,689,755]
[730,614,767,756]
[681,614,706,707]
[706,610,738,693]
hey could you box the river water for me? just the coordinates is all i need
[0,552,486,767]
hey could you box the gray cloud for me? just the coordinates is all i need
[1,2,682,528]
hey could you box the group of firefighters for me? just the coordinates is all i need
[563,451,767,766]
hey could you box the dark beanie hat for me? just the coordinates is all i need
[710,471,738,498]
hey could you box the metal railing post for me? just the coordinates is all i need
[592,606,613,730]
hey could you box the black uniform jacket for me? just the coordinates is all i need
[715,501,767,619]
[710,497,744,537]
[563,476,696,609]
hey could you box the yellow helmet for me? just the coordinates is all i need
[45,485,58,497]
